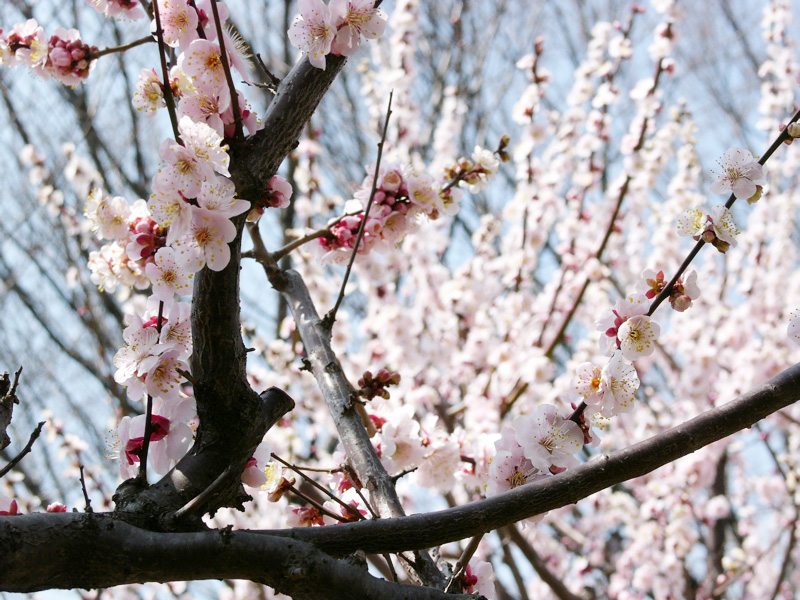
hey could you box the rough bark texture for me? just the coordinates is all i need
[3,362,800,592]
[113,54,347,527]
[273,268,446,588]
[0,513,483,600]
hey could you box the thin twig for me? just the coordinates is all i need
[137,301,165,482]
[270,212,360,262]
[176,368,197,386]
[444,534,483,593]
[271,453,365,521]
[209,0,244,142]
[254,53,281,93]
[287,483,350,523]
[79,464,93,513]
[0,421,44,479]
[171,466,233,521]
[648,106,800,316]
[343,466,379,519]
[322,91,394,330]
[90,35,154,60]
[151,0,181,142]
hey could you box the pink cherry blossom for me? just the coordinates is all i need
[572,362,605,405]
[617,314,660,361]
[0,494,19,516]
[462,561,496,599]
[513,404,584,472]
[595,294,649,356]
[600,353,640,416]
[669,270,700,312]
[178,79,230,134]
[153,0,199,49]
[5,20,49,73]
[172,207,237,272]
[132,68,165,116]
[197,175,248,217]
[486,427,549,498]
[113,325,159,391]
[145,247,193,301]
[88,0,146,20]
[157,300,193,359]
[47,28,97,86]
[329,0,388,56]
[710,147,767,200]
[94,194,131,240]
[179,39,226,87]
[242,441,273,489]
[144,348,189,402]
[288,0,335,70]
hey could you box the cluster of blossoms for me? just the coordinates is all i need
[317,163,457,263]
[677,204,740,253]
[85,0,293,480]
[318,146,501,263]
[130,0,261,139]
[447,143,504,194]
[675,147,765,253]
[637,268,700,312]
[356,368,401,400]
[86,192,168,292]
[0,20,97,85]
[485,405,584,500]
[288,0,388,70]
[569,145,771,423]
[112,300,196,479]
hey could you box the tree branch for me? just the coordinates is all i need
[0,514,483,600]
[114,53,350,525]
[3,360,800,591]
[269,267,446,588]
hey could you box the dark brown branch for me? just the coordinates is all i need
[255,360,800,555]
[3,361,800,592]
[0,514,483,600]
[114,50,349,525]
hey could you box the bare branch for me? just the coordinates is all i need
[0,514,484,600]
[0,421,44,480]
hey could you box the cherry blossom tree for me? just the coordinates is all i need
[3,1,800,599]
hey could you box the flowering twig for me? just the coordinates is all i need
[648,106,800,317]
[268,211,361,262]
[541,31,671,355]
[271,452,365,521]
[151,0,181,142]
[209,0,244,142]
[323,90,393,330]
[89,35,154,60]
[444,534,483,593]
[137,301,165,482]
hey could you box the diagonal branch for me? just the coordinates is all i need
[4,361,800,591]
